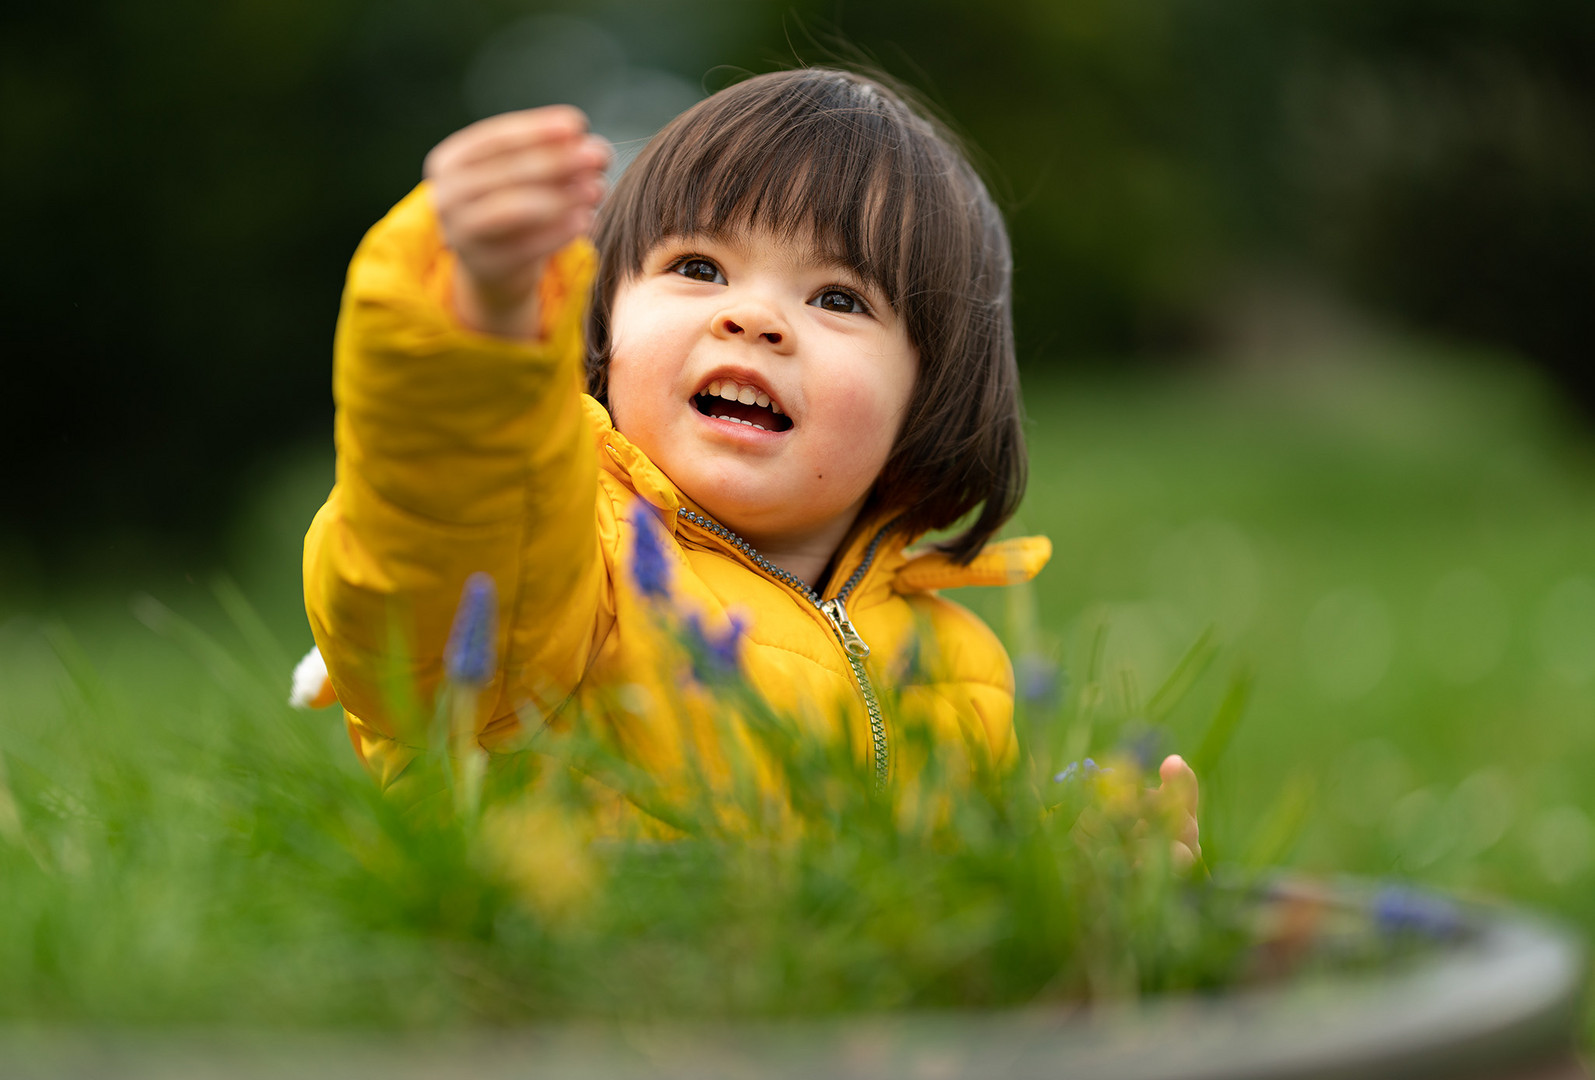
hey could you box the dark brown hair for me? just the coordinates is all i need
[587,68,1025,562]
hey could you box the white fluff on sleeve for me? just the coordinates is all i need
[289,645,330,709]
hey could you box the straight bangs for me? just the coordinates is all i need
[589,69,1026,563]
[597,72,920,321]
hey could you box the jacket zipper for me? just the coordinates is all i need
[675,508,896,791]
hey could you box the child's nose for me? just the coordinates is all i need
[713,296,791,348]
[721,317,782,346]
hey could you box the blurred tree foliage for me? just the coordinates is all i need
[2,0,1590,563]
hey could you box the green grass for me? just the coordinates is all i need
[0,578,1238,1026]
[2,340,1592,1027]
[961,342,1595,919]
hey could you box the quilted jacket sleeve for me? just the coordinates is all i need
[302,184,603,772]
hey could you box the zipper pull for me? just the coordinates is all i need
[819,597,870,658]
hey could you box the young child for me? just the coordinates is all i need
[300,67,1196,847]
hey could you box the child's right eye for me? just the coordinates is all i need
[671,257,725,284]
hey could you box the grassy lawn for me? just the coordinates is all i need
[963,344,1595,920]
[2,341,1591,1027]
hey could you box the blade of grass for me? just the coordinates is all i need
[1240,769,1316,871]
[1144,626,1218,722]
[211,574,296,678]
[1189,666,1252,778]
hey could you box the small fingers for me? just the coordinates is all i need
[1170,840,1197,874]
[1178,810,1201,860]
[427,120,608,277]
[1159,754,1198,816]
[458,213,590,282]
[447,183,596,245]
[426,105,595,174]
[426,107,606,339]
[1158,754,1201,863]
[432,150,605,209]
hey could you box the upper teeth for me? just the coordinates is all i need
[704,379,780,414]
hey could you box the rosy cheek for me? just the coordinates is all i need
[606,352,660,437]
[811,383,902,485]
[833,373,912,444]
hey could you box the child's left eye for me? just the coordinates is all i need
[811,288,866,314]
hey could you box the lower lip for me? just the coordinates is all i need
[692,404,789,442]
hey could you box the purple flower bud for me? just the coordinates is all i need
[1372,885,1466,940]
[1120,725,1165,772]
[630,504,672,600]
[445,572,498,686]
[1054,758,1107,784]
[686,611,747,684]
[1017,654,1063,709]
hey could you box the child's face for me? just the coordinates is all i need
[606,227,917,557]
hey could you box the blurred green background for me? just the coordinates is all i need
[3,0,1595,1022]
[4,0,1593,573]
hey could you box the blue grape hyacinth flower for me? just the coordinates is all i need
[445,572,498,687]
[631,504,672,600]
[1017,654,1064,711]
[1055,758,1109,784]
[686,611,748,685]
[1372,885,1466,940]
[1119,725,1166,772]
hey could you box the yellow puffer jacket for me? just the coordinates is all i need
[303,186,1051,793]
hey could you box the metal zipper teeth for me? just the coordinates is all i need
[835,517,900,605]
[675,508,897,790]
[845,651,889,792]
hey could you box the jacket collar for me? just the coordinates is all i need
[583,395,1050,601]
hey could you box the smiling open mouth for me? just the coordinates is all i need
[693,378,794,432]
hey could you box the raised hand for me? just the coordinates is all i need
[424,105,611,340]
